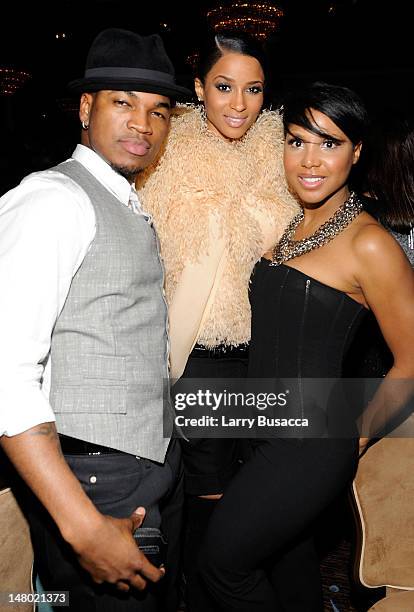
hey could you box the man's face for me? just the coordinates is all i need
[80,90,171,179]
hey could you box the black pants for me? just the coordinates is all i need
[21,440,183,612]
[198,437,359,611]
[179,350,249,496]
[177,350,249,612]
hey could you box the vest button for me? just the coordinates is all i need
[89,475,97,484]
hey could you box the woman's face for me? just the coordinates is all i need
[195,52,264,141]
[283,109,361,207]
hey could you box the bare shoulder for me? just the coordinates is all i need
[351,213,404,262]
[350,213,413,288]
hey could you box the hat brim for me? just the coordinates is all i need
[68,77,192,101]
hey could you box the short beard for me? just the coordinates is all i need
[110,163,143,181]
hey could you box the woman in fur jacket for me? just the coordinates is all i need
[137,30,299,611]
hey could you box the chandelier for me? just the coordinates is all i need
[0,68,31,96]
[206,1,284,40]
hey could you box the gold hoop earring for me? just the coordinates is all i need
[81,121,89,130]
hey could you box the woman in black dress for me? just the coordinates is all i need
[198,82,414,611]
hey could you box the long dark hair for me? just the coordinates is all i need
[362,112,414,231]
[195,29,267,84]
[282,81,368,147]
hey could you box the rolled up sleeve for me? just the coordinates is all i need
[0,173,94,436]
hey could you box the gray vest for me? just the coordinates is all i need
[49,160,171,463]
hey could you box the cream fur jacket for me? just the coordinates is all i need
[137,106,299,379]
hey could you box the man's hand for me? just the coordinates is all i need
[0,426,165,593]
[73,507,165,591]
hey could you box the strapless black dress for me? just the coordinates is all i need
[249,260,367,379]
[249,259,369,438]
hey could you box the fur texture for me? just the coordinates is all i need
[137,106,299,346]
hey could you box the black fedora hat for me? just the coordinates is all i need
[68,28,191,100]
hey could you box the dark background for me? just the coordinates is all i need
[0,0,413,193]
[0,5,409,607]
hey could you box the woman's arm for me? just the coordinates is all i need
[169,214,226,381]
[353,225,414,448]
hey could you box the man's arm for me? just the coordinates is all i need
[0,424,164,589]
[0,176,93,437]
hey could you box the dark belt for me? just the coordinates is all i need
[191,343,249,359]
[59,435,123,455]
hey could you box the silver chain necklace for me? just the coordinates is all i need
[271,191,363,266]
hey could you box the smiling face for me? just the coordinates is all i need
[283,109,361,208]
[80,90,171,180]
[194,52,264,141]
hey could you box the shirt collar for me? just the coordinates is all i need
[71,144,132,206]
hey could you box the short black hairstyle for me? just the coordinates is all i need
[196,29,267,84]
[282,81,368,146]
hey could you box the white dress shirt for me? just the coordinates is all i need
[0,144,145,436]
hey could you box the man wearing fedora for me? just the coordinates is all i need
[0,28,190,611]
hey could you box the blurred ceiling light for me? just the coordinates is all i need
[206,1,284,40]
[0,68,31,96]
